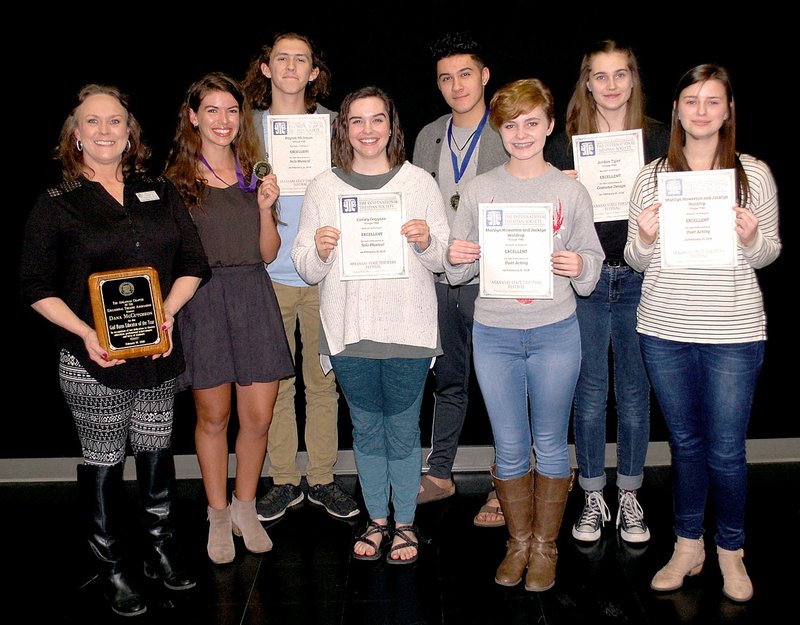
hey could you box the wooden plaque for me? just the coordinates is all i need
[88,266,170,360]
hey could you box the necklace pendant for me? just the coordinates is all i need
[450,193,460,210]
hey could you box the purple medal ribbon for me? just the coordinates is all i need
[199,154,258,193]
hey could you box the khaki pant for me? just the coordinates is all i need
[267,282,339,486]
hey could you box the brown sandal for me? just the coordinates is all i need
[417,474,456,505]
[353,520,389,561]
[473,490,505,528]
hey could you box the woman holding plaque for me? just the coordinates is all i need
[625,64,781,602]
[446,78,604,591]
[292,85,449,564]
[165,72,295,565]
[19,84,209,617]
[544,39,670,546]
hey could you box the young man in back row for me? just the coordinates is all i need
[242,32,360,523]
[412,32,508,526]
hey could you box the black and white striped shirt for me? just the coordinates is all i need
[624,154,781,344]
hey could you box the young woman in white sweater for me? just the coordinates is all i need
[292,86,449,564]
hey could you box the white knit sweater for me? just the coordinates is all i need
[291,162,450,355]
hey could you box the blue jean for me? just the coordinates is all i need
[573,265,650,492]
[426,282,479,479]
[330,356,430,525]
[639,335,764,551]
[472,315,580,480]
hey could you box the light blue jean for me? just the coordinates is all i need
[573,265,650,492]
[472,315,581,480]
[330,356,430,525]
[639,335,764,551]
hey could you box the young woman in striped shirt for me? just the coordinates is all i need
[624,64,781,603]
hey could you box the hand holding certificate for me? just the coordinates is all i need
[572,129,644,222]
[336,190,409,280]
[266,114,332,196]
[478,203,553,299]
[656,169,737,268]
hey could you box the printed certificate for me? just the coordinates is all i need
[572,129,644,222]
[266,114,332,195]
[336,191,409,280]
[657,169,737,269]
[478,203,553,299]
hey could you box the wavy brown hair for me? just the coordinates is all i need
[241,32,331,112]
[56,83,150,181]
[164,72,262,213]
[332,86,406,174]
[565,40,647,140]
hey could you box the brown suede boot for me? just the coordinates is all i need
[492,468,533,587]
[231,492,273,554]
[525,471,572,592]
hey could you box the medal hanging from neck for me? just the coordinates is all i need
[448,108,489,209]
[199,153,258,192]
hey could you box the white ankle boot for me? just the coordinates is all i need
[717,546,753,602]
[231,493,273,553]
[651,536,705,591]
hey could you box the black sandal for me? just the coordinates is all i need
[386,524,420,565]
[353,521,389,561]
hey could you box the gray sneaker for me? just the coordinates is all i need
[307,481,360,519]
[256,483,304,522]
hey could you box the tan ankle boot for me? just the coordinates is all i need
[650,536,705,591]
[525,471,572,592]
[717,547,753,602]
[207,505,235,564]
[231,493,273,554]
[492,468,533,587]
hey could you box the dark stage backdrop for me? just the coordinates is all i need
[8,6,793,459]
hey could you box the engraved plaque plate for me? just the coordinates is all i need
[88,266,169,360]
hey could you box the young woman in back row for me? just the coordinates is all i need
[545,40,669,546]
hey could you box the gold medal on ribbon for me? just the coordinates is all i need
[254,158,272,179]
[450,193,460,210]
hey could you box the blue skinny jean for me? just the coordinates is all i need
[639,335,764,551]
[330,355,430,525]
[573,264,650,492]
[472,315,580,480]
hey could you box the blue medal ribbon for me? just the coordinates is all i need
[448,108,490,186]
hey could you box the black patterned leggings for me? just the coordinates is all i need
[59,349,175,466]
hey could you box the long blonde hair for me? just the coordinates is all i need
[565,40,647,140]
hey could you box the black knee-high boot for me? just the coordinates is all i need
[77,463,147,617]
[136,449,196,590]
